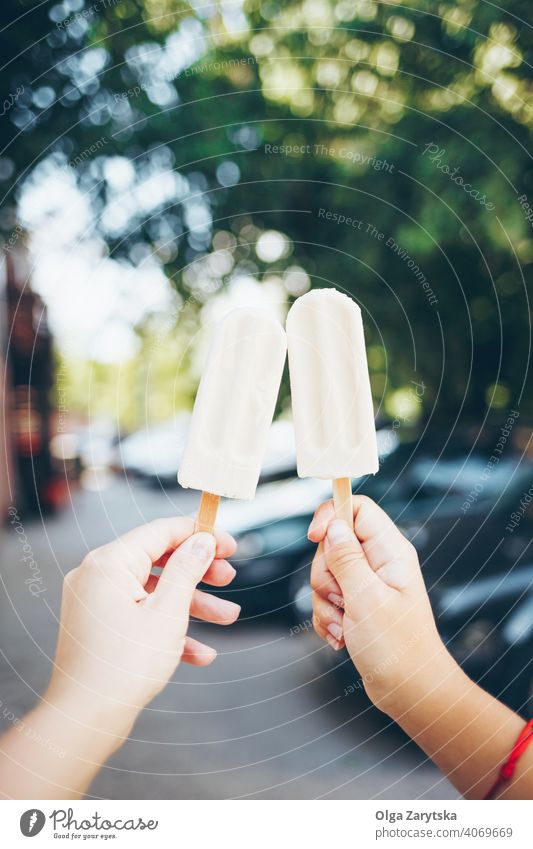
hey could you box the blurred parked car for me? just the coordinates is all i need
[215,427,533,714]
[434,565,533,717]
[113,414,190,486]
[50,421,118,485]
[114,416,297,487]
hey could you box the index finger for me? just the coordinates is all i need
[308,499,335,541]
[90,517,236,584]
[308,495,411,571]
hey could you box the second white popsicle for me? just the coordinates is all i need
[286,287,378,525]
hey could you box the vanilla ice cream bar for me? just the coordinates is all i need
[286,288,378,524]
[178,308,287,530]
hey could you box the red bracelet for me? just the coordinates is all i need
[484,718,533,799]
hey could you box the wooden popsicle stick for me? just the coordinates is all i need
[194,491,220,534]
[332,477,354,528]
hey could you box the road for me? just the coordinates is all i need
[0,477,458,800]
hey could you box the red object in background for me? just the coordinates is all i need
[1,245,65,517]
[42,476,69,510]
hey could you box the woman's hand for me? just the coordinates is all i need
[308,495,533,799]
[0,516,240,799]
[47,517,240,727]
[308,495,451,713]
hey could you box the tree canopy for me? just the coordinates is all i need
[2,0,532,424]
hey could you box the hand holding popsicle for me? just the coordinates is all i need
[48,519,240,712]
[308,496,441,686]
[0,518,239,799]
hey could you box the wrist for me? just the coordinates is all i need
[367,641,464,720]
[5,689,140,799]
[43,683,140,753]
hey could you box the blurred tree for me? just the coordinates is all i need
[1,0,531,425]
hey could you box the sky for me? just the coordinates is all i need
[12,0,296,365]
[17,161,290,365]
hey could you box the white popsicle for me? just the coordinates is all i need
[286,288,378,526]
[178,308,287,532]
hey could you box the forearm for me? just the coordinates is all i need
[0,692,138,799]
[387,648,531,799]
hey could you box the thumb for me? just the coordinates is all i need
[151,532,215,617]
[324,520,379,603]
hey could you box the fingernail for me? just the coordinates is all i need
[327,622,343,641]
[183,532,215,559]
[328,592,344,608]
[326,520,354,548]
[307,520,318,539]
[326,635,341,651]
[223,602,241,623]
[214,597,241,621]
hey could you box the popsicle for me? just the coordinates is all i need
[178,308,287,533]
[286,288,378,527]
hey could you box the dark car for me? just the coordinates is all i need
[434,565,533,717]
[212,474,332,620]
[212,427,533,712]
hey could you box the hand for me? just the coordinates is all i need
[308,495,451,714]
[46,517,240,731]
